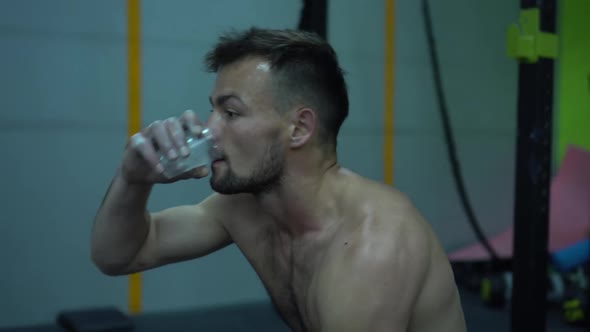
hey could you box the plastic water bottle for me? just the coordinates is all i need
[160,128,214,179]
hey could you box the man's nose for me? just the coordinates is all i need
[205,112,222,141]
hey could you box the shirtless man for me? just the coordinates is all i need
[91,27,466,332]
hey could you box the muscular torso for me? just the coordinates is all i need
[224,206,329,331]
[219,176,466,332]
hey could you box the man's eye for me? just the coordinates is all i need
[225,110,238,118]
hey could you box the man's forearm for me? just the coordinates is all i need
[91,169,153,274]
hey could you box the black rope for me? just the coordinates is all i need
[421,0,500,263]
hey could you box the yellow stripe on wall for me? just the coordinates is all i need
[384,0,396,185]
[127,0,142,314]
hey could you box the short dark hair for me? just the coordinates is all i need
[204,27,349,150]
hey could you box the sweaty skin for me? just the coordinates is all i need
[92,55,466,332]
[216,172,466,332]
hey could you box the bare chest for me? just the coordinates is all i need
[236,227,326,332]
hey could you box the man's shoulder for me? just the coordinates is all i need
[335,173,433,271]
[316,178,433,330]
[342,200,431,265]
[340,171,425,229]
[338,167,413,200]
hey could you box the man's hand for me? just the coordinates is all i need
[122,110,209,184]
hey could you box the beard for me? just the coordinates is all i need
[210,140,284,195]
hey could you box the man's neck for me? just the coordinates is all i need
[254,157,342,238]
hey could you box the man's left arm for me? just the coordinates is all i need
[316,223,430,332]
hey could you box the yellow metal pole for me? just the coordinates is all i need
[384,0,396,185]
[127,0,142,314]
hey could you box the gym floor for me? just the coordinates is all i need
[1,286,584,331]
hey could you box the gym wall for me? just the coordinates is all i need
[0,0,519,328]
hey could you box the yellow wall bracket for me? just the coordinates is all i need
[507,8,558,63]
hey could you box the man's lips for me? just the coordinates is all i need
[209,146,225,163]
[212,156,226,165]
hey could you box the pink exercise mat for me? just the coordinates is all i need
[448,145,590,261]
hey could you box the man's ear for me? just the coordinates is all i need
[289,107,316,148]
